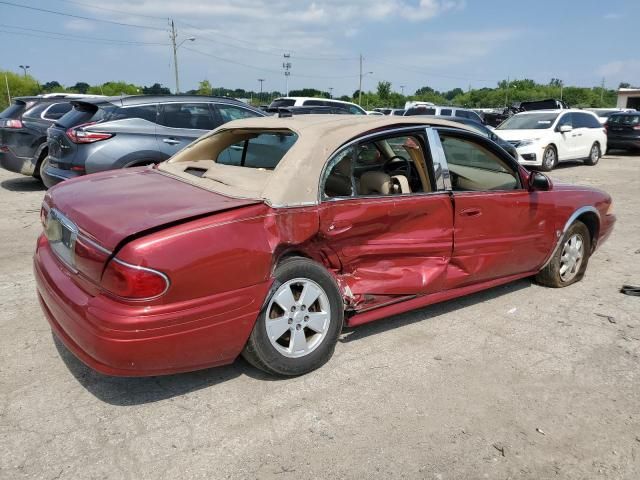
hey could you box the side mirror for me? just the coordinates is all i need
[529,171,552,191]
[559,125,573,133]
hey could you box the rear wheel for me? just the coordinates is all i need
[242,257,344,376]
[585,142,600,166]
[535,221,591,288]
[540,145,557,171]
[33,147,48,180]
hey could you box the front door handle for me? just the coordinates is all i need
[162,138,180,145]
[459,208,482,217]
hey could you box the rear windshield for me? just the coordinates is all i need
[497,112,559,130]
[0,102,26,119]
[217,132,298,169]
[55,103,114,128]
[269,99,296,108]
[404,107,436,116]
[607,114,640,125]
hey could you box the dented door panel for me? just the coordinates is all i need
[319,194,454,298]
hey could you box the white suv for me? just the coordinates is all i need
[496,110,606,171]
[269,97,366,115]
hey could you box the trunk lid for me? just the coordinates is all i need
[47,167,261,250]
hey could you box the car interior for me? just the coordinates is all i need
[324,134,433,198]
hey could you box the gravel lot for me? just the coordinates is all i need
[1,154,639,480]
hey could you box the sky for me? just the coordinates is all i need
[1,0,639,96]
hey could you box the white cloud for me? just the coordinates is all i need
[603,13,622,20]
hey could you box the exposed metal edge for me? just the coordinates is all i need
[539,206,600,269]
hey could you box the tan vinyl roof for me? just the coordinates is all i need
[159,114,473,207]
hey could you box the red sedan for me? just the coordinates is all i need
[34,116,616,376]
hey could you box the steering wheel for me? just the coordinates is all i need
[383,155,412,178]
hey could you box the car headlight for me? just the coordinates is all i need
[518,138,540,147]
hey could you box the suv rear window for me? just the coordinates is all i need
[216,132,298,169]
[55,103,114,128]
[405,107,436,116]
[43,103,73,120]
[269,99,296,108]
[0,102,26,119]
[608,114,640,125]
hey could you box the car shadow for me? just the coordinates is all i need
[339,279,533,343]
[54,278,534,405]
[604,150,640,157]
[552,160,586,170]
[1,177,46,192]
[53,334,284,407]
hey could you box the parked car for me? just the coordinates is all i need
[35,115,615,377]
[269,97,366,115]
[366,110,385,116]
[372,108,392,115]
[404,101,434,110]
[265,105,350,115]
[41,95,266,188]
[605,111,640,151]
[390,109,406,116]
[424,115,518,159]
[519,99,569,111]
[404,105,485,124]
[587,108,637,125]
[0,94,103,179]
[496,110,606,171]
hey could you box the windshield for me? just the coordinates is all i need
[497,113,559,130]
[269,99,296,108]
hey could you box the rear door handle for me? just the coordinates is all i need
[162,138,180,145]
[459,208,482,217]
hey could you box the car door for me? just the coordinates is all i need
[436,129,556,289]
[318,129,454,304]
[156,102,218,157]
[574,112,600,156]
[555,112,581,160]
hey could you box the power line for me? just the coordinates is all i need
[51,0,169,21]
[0,0,166,31]
[0,29,167,46]
[0,24,166,45]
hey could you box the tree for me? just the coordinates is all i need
[549,78,562,87]
[42,81,62,92]
[197,80,212,96]
[376,81,391,100]
[71,82,90,94]
[619,82,631,89]
[0,70,41,110]
[142,83,170,95]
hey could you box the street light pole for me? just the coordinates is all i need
[169,20,195,95]
[328,87,333,99]
[358,54,362,105]
[400,85,405,96]
[18,65,30,77]
[283,54,291,96]
[258,78,265,103]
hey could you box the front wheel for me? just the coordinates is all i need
[540,146,557,171]
[535,221,591,288]
[242,257,344,376]
[585,143,600,166]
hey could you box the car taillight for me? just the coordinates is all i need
[3,119,23,129]
[74,236,110,283]
[66,123,113,144]
[633,125,640,131]
[101,259,169,300]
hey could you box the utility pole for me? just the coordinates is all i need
[504,76,510,107]
[328,87,334,99]
[358,54,363,106]
[258,78,265,103]
[4,73,11,104]
[170,20,180,94]
[400,85,405,96]
[283,53,291,96]
[600,77,605,102]
[560,80,563,102]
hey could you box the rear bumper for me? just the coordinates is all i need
[34,236,270,376]
[41,156,82,188]
[607,138,640,150]
[0,147,35,176]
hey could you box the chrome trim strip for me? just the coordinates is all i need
[425,127,452,191]
[540,206,600,269]
[77,234,112,255]
[109,257,171,301]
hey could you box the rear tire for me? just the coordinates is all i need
[242,257,344,376]
[535,221,591,288]
[33,147,48,180]
[585,143,600,166]
[540,145,557,171]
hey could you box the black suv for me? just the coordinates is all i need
[42,95,266,188]
[0,94,102,179]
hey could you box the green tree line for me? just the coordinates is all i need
[0,69,628,112]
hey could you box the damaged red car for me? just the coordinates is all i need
[34,116,616,376]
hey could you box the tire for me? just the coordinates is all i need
[535,221,591,288]
[33,147,48,180]
[585,142,600,166]
[540,145,557,171]
[242,257,344,376]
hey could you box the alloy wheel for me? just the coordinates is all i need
[559,233,584,282]
[590,144,599,163]
[265,278,331,358]
[543,148,556,169]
